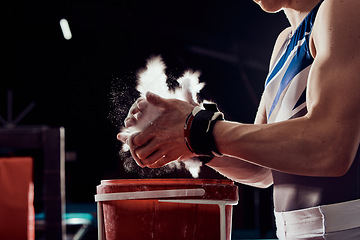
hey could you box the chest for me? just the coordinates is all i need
[264,33,314,123]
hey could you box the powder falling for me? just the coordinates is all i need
[119,56,206,178]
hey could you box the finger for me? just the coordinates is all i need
[132,127,156,148]
[128,132,146,168]
[137,141,177,167]
[124,98,149,127]
[145,91,170,109]
[117,132,129,143]
[140,148,166,167]
[137,99,148,111]
[132,135,159,161]
[148,151,180,168]
[124,110,139,127]
[129,105,140,115]
[124,98,145,124]
[133,111,144,121]
[128,99,142,115]
[124,108,144,128]
[124,117,136,128]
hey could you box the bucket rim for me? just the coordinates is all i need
[99,178,234,186]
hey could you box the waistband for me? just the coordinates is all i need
[274,199,360,239]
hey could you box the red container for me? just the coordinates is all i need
[95,179,238,240]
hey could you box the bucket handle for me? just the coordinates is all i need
[94,188,205,202]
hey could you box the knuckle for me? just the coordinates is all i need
[136,150,147,160]
[132,136,141,146]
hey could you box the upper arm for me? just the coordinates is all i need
[212,3,359,176]
[307,0,360,170]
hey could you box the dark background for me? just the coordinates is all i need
[8,0,288,236]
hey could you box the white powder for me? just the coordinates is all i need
[120,56,206,178]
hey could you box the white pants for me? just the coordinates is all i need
[274,199,360,240]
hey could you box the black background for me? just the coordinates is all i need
[8,0,288,233]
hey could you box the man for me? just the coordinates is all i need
[118,0,360,238]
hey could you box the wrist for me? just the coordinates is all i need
[184,103,224,161]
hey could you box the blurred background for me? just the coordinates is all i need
[6,1,288,239]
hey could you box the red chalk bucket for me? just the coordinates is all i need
[95,179,238,240]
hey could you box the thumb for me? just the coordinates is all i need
[145,91,169,108]
[117,132,128,143]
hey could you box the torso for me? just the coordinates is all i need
[262,0,360,211]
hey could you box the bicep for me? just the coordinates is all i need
[306,0,360,165]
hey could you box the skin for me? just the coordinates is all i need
[118,0,360,188]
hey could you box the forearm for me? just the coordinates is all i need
[207,156,273,188]
[213,116,355,177]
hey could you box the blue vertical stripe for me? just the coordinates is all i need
[268,38,313,118]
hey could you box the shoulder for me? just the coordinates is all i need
[312,0,360,58]
[314,0,360,34]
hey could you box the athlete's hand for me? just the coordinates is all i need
[130,92,197,168]
[116,97,147,144]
